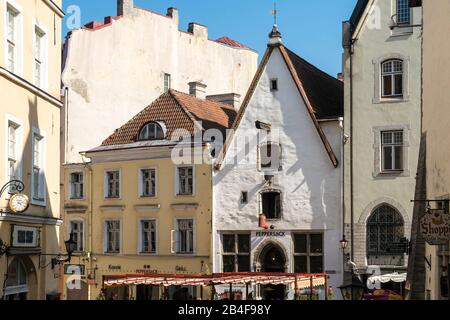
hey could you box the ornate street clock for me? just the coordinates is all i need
[9,193,30,213]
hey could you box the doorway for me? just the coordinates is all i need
[260,245,286,300]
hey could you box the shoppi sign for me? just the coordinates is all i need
[420,209,450,245]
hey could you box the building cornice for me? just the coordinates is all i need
[0,67,63,108]
[0,212,63,226]
[43,0,65,18]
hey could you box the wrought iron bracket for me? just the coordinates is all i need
[0,180,25,199]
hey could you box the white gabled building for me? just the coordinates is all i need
[212,27,344,300]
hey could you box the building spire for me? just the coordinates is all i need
[268,1,282,47]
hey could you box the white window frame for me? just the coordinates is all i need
[3,0,23,76]
[164,73,171,92]
[68,219,85,253]
[4,114,23,193]
[12,225,38,248]
[104,169,121,199]
[138,218,158,255]
[173,218,195,255]
[175,165,195,196]
[31,127,46,206]
[138,167,157,198]
[103,219,122,254]
[381,130,404,172]
[69,171,84,200]
[32,19,48,90]
[372,54,410,104]
[372,125,411,177]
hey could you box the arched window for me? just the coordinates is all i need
[367,205,404,256]
[138,122,165,141]
[259,142,282,171]
[381,59,403,98]
[6,258,27,287]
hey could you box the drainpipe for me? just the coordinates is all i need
[349,41,355,262]
[80,153,93,300]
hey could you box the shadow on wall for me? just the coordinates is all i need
[0,95,61,300]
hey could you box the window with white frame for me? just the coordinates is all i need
[105,171,120,198]
[381,59,403,98]
[6,4,19,73]
[176,219,194,254]
[70,220,84,252]
[140,168,156,197]
[396,0,411,25]
[164,73,171,92]
[33,25,46,88]
[293,234,324,273]
[140,220,157,254]
[32,131,45,202]
[177,166,194,196]
[12,226,38,248]
[381,131,404,172]
[7,122,19,183]
[222,234,251,272]
[70,172,84,199]
[105,220,121,253]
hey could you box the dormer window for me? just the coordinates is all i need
[138,122,166,141]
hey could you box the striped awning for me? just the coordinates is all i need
[103,273,327,288]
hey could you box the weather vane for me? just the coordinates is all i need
[271,1,278,26]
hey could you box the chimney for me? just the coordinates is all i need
[188,23,208,40]
[189,82,207,100]
[207,93,241,111]
[167,7,179,26]
[337,73,344,82]
[117,0,134,16]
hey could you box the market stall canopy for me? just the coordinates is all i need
[367,272,407,284]
[103,272,327,289]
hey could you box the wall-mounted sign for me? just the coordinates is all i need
[420,210,450,245]
[255,231,286,237]
[176,265,187,272]
[108,265,122,271]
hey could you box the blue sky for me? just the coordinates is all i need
[62,0,357,77]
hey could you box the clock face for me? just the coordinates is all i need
[9,194,30,213]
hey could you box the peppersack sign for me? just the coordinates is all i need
[420,209,450,245]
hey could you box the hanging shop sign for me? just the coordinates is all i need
[420,209,450,245]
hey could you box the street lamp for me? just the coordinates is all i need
[340,236,349,251]
[0,238,9,257]
[338,273,365,301]
[51,233,77,269]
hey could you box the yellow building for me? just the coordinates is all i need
[62,86,237,300]
[0,0,64,300]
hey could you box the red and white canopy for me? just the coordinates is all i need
[103,273,327,290]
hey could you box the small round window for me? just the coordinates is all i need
[138,122,165,141]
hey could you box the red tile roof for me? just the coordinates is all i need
[215,37,247,48]
[101,90,237,146]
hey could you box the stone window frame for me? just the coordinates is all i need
[372,124,411,178]
[355,197,411,267]
[373,54,410,104]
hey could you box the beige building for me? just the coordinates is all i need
[63,88,236,300]
[343,0,422,294]
[420,0,450,301]
[0,0,64,300]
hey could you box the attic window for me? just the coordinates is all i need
[138,122,166,141]
[261,191,282,220]
[270,79,278,92]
